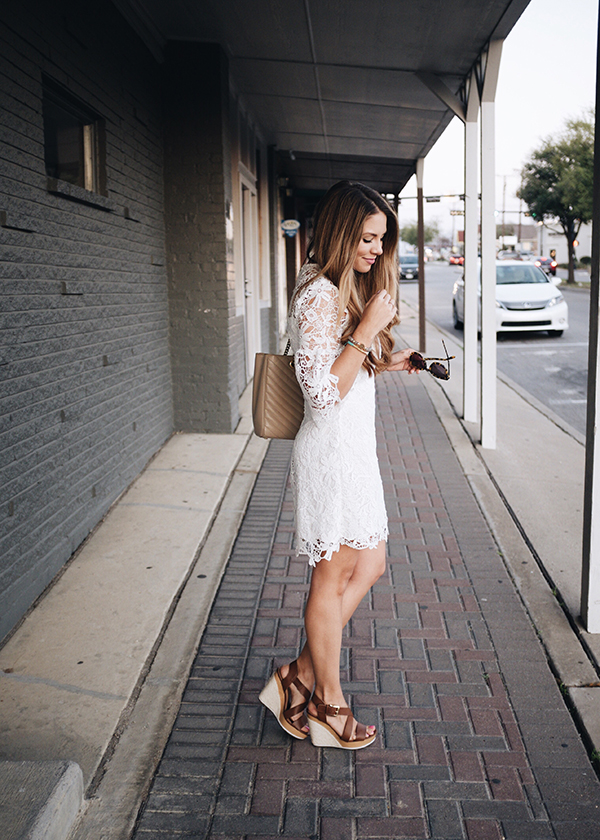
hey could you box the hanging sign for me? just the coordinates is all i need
[281,219,301,237]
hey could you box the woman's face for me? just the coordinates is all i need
[353,211,387,273]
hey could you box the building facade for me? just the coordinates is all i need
[0,0,289,642]
[0,0,534,644]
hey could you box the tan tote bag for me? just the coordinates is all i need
[252,341,304,439]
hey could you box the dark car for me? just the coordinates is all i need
[534,256,557,276]
[399,254,419,280]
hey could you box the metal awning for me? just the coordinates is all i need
[113,0,531,193]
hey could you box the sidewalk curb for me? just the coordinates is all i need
[66,433,269,840]
[417,372,600,765]
[0,760,83,840]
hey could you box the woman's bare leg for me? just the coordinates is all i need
[340,540,387,626]
[278,542,386,738]
[293,540,386,670]
[303,541,386,739]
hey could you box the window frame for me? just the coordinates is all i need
[42,76,107,197]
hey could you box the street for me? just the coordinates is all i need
[399,262,590,435]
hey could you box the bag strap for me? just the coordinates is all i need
[283,339,291,356]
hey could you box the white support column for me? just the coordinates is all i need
[480,40,503,449]
[416,157,426,353]
[463,70,480,424]
[581,11,600,632]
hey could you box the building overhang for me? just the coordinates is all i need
[113,0,531,194]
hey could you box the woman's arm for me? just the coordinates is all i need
[292,283,344,418]
[293,284,413,414]
[330,289,398,399]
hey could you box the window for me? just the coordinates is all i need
[43,78,105,194]
[496,265,549,285]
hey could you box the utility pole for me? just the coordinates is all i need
[502,175,506,249]
[581,5,600,632]
[416,158,426,353]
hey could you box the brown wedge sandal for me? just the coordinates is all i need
[259,659,312,740]
[307,692,377,750]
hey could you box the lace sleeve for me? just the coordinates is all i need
[291,280,341,419]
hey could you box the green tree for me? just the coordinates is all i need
[518,113,594,284]
[399,221,439,247]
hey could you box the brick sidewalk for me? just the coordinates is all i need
[133,374,600,840]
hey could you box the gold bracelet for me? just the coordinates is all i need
[345,336,371,355]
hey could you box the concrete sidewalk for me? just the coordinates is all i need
[125,370,600,840]
[0,385,269,840]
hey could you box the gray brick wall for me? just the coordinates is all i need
[164,43,241,434]
[0,0,173,642]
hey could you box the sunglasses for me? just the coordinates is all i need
[409,340,455,381]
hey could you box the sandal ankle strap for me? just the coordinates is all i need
[312,693,352,721]
[315,702,351,718]
[279,661,311,703]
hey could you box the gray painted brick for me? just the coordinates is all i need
[0,2,173,642]
[0,2,281,647]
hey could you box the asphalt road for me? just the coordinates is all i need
[399,262,590,436]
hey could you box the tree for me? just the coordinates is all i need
[399,221,439,247]
[518,113,594,284]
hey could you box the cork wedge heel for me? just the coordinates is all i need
[259,660,311,740]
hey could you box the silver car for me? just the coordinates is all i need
[452,261,568,337]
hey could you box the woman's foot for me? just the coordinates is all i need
[259,660,313,738]
[278,660,314,735]
[307,692,376,749]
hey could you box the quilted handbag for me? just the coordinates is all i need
[252,341,304,439]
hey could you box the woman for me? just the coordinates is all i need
[259,181,418,750]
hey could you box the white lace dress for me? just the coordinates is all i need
[288,264,388,566]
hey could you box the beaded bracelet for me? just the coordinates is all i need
[345,336,372,355]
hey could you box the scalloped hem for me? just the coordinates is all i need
[297,529,388,567]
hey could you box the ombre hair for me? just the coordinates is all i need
[304,180,399,375]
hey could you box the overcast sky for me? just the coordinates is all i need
[398,0,599,237]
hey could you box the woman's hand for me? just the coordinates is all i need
[386,348,421,373]
[352,290,397,347]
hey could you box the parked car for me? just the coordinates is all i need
[534,256,558,276]
[497,250,521,260]
[449,254,464,266]
[399,254,419,280]
[452,261,568,337]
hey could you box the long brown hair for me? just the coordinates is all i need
[305,181,399,375]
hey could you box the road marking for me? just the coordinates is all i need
[549,399,587,404]
[498,342,587,349]
[545,367,561,373]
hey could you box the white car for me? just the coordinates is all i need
[452,260,568,337]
